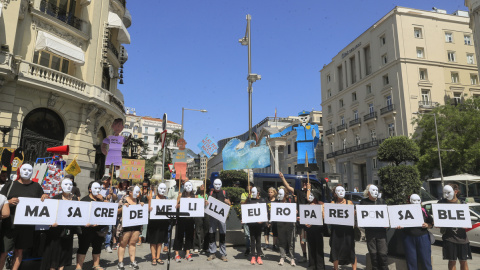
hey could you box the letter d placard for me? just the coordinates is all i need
[122,204,149,227]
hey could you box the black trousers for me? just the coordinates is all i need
[366,230,388,270]
[173,218,195,251]
[249,224,263,257]
[306,225,325,270]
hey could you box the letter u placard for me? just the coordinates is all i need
[241,203,268,223]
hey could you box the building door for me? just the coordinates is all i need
[360,163,367,190]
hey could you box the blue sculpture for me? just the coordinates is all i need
[222,137,271,170]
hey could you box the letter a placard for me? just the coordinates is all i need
[432,203,471,228]
[180,198,204,217]
[56,200,91,225]
[241,203,268,223]
[205,196,229,223]
[14,197,58,225]
[122,204,149,227]
[270,203,297,222]
[355,205,390,228]
[388,204,424,228]
[299,204,324,225]
[324,203,354,226]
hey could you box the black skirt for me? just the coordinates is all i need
[40,226,74,270]
[329,225,356,265]
[146,219,170,244]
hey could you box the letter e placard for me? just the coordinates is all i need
[432,203,471,228]
[324,203,355,226]
[150,199,177,220]
[122,204,149,227]
[89,202,118,225]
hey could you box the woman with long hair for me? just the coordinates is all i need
[113,179,130,251]
[264,187,277,250]
[173,181,196,262]
[147,183,170,265]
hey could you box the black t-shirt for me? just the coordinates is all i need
[294,189,306,206]
[72,186,81,199]
[210,189,229,203]
[403,207,434,237]
[81,195,102,202]
[359,197,387,232]
[437,198,469,244]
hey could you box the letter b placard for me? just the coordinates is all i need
[432,203,471,228]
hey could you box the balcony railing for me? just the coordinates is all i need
[364,111,377,121]
[380,104,395,115]
[349,118,361,126]
[418,101,439,109]
[39,0,86,31]
[327,138,385,158]
[325,128,335,136]
[337,124,347,132]
[27,62,87,92]
[106,40,119,58]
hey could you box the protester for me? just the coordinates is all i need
[245,187,265,265]
[276,188,296,266]
[397,194,433,270]
[76,181,106,270]
[207,179,231,262]
[329,185,356,270]
[100,176,118,253]
[264,187,277,251]
[64,174,81,200]
[166,177,183,252]
[240,185,253,256]
[113,178,129,251]
[194,184,210,254]
[174,181,195,262]
[116,186,143,270]
[0,164,46,270]
[439,184,471,270]
[147,183,170,265]
[305,185,325,270]
[138,179,152,246]
[360,184,387,270]
[41,178,78,270]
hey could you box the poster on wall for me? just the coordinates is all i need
[119,159,145,180]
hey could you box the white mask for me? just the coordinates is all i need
[19,164,33,180]
[308,193,315,202]
[91,182,101,196]
[410,194,421,204]
[443,185,455,200]
[184,181,193,193]
[335,186,345,199]
[158,183,167,196]
[369,185,379,199]
[251,187,258,198]
[277,189,285,201]
[214,179,222,191]
[133,186,141,198]
[61,179,73,194]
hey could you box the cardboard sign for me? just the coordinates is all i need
[241,203,268,223]
[205,196,229,223]
[299,204,324,225]
[356,205,390,228]
[122,204,149,227]
[432,203,472,228]
[150,199,177,220]
[56,200,91,225]
[324,203,355,226]
[14,197,58,225]
[119,159,145,180]
[89,202,118,225]
[270,202,297,222]
[388,205,424,228]
[179,198,204,217]
[197,135,218,158]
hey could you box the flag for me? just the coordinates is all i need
[65,158,81,176]
[274,108,277,120]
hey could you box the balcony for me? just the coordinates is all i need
[39,0,87,32]
[325,128,335,136]
[327,138,385,158]
[364,111,377,122]
[106,40,119,58]
[418,101,439,110]
[349,118,361,126]
[337,124,347,132]
[380,104,395,115]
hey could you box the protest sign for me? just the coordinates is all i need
[150,199,177,220]
[388,204,424,228]
[241,203,268,223]
[299,204,324,225]
[432,203,472,228]
[205,196,229,223]
[14,197,58,225]
[356,205,390,228]
[56,200,91,225]
[270,203,297,222]
[89,201,118,225]
[197,135,218,158]
[119,159,145,180]
[180,198,204,217]
[122,204,149,227]
[324,203,354,226]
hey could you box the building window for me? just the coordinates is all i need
[383,74,389,86]
[414,27,423,38]
[154,147,158,151]
[350,56,356,84]
[445,32,453,43]
[144,127,148,133]
[288,167,291,174]
[447,51,456,62]
[380,34,386,46]
[388,123,395,137]
[33,50,71,74]
[340,116,345,125]
[366,84,372,95]
[417,47,424,58]
[342,139,347,150]
[287,145,291,155]
[369,103,374,113]
[467,53,475,64]
[451,72,459,83]
[134,135,138,139]
[373,157,378,169]
[101,67,110,90]
[386,95,393,108]
[327,89,332,97]
[143,136,148,142]
[353,110,358,120]
[471,74,478,85]
[133,126,138,132]
[327,74,331,82]
[421,90,430,104]
[454,92,462,105]
[352,92,357,101]
[343,162,347,173]
[294,142,297,152]
[371,129,376,141]
[419,68,428,80]
[337,65,343,91]
[339,99,344,108]
[330,142,334,153]
[355,134,360,146]
[155,128,159,132]
[328,105,332,114]
[381,54,388,65]
[465,35,472,45]
[364,46,372,76]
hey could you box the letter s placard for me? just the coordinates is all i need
[387,204,424,228]
[323,203,355,226]
[56,200,91,225]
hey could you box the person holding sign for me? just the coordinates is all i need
[329,185,356,270]
[116,186,144,270]
[276,188,296,266]
[245,187,266,265]
[174,181,196,262]
[147,183,170,266]
[264,187,277,251]
[305,186,326,270]
[359,184,387,270]
[194,184,210,254]
[206,179,231,262]
[438,184,471,270]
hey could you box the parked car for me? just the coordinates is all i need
[345,192,364,205]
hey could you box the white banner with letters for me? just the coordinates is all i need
[14,197,58,225]
[56,200,91,225]
[388,204,424,228]
[432,203,472,228]
[180,198,204,217]
[241,203,268,223]
[299,204,323,225]
[122,204,149,227]
[270,202,297,222]
[356,205,390,228]
[324,203,354,226]
[88,202,118,225]
[205,197,229,223]
[150,199,177,220]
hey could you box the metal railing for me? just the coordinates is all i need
[325,128,335,136]
[363,111,377,121]
[380,104,395,115]
[106,40,119,58]
[327,138,385,158]
[349,118,361,126]
[418,101,439,108]
[337,124,347,132]
[39,0,86,31]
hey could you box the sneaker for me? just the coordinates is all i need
[106,246,113,253]
[175,255,181,263]
[291,259,296,266]
[186,254,193,261]
[257,257,263,265]
[244,249,250,256]
[250,256,256,265]
[117,262,125,270]
[278,258,284,266]
[221,255,228,262]
[193,249,199,254]
[207,255,215,261]
[130,261,139,270]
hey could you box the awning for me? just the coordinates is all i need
[108,11,131,44]
[35,31,85,65]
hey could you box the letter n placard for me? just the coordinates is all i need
[355,205,390,228]
[432,203,471,228]
[205,196,229,223]
[241,203,268,223]
[14,197,58,225]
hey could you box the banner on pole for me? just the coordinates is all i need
[197,135,218,158]
[205,196,229,223]
[299,204,324,225]
[119,159,145,180]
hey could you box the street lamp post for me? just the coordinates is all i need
[181,107,207,138]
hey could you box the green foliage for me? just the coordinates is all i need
[164,171,171,180]
[144,157,156,179]
[378,165,421,205]
[222,187,245,204]
[232,204,242,221]
[219,170,248,187]
[377,136,419,166]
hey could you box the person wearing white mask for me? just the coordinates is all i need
[206,179,231,262]
[304,184,326,270]
[329,185,356,270]
[438,184,471,270]
[245,187,266,265]
[173,181,196,262]
[276,188,296,266]
[116,186,144,270]
[146,183,170,265]
[360,184,387,270]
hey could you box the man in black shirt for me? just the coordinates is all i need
[206,179,231,262]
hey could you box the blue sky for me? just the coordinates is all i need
[122,0,468,154]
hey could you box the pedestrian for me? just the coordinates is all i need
[329,185,356,270]
[360,184,388,270]
[100,175,117,253]
[173,181,195,262]
[116,186,144,270]
[147,183,169,265]
[76,181,106,270]
[207,179,231,262]
[264,187,277,251]
[439,184,471,270]
[240,185,253,256]
[194,184,209,254]
[397,194,433,270]
[40,178,78,270]
[137,179,152,246]
[245,187,265,265]
[276,188,296,266]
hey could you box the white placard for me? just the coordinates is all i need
[324,203,355,226]
[388,205,424,228]
[205,196,229,223]
[122,204,149,227]
[56,200,91,225]
[14,197,58,225]
[150,199,177,220]
[180,198,204,217]
[241,203,268,223]
[270,202,297,222]
[432,203,472,228]
[88,202,118,225]
[299,204,324,225]
[356,205,390,228]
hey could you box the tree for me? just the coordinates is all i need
[378,136,421,205]
[219,170,248,188]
